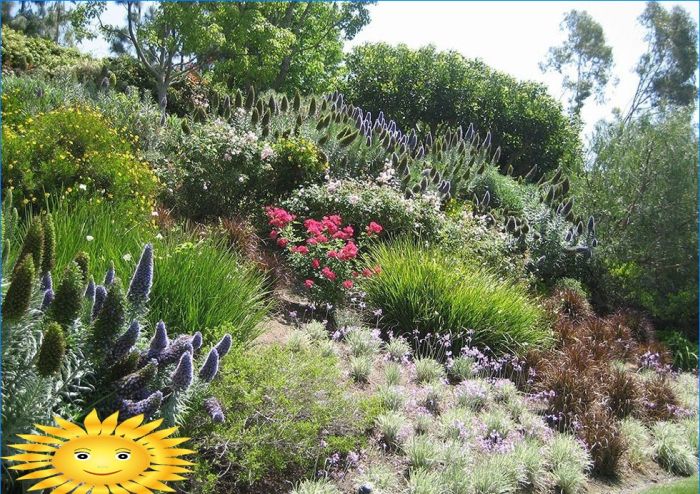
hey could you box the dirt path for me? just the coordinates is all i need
[586,465,693,494]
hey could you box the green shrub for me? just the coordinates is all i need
[652,422,698,476]
[549,433,592,494]
[620,418,652,470]
[193,345,371,489]
[281,179,445,241]
[270,137,328,197]
[2,106,158,215]
[364,241,549,354]
[658,330,698,371]
[1,27,87,73]
[17,200,271,345]
[554,277,590,299]
[465,167,524,213]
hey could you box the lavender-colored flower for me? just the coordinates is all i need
[171,351,193,391]
[191,331,203,351]
[120,390,163,419]
[113,321,140,360]
[149,320,169,352]
[156,336,193,366]
[104,262,115,286]
[84,277,95,301]
[127,244,153,306]
[198,348,220,382]
[117,360,157,398]
[91,285,107,320]
[214,334,232,358]
[41,289,54,311]
[40,272,52,291]
[204,397,225,423]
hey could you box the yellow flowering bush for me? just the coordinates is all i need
[1,106,158,214]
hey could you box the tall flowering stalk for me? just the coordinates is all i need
[266,206,382,305]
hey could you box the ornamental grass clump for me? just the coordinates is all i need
[365,241,549,354]
[652,422,697,476]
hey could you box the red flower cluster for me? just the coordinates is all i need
[265,206,384,304]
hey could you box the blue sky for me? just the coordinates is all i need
[80,1,699,138]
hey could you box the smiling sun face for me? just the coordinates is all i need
[3,409,194,494]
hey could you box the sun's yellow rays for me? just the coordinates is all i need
[3,409,194,494]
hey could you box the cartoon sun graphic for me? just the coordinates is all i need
[3,409,194,494]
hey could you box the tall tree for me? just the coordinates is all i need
[626,2,698,120]
[540,10,614,116]
[93,1,224,105]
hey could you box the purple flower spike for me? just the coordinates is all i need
[149,320,169,352]
[171,351,193,391]
[120,390,163,419]
[214,334,232,358]
[204,397,225,423]
[199,348,220,382]
[41,289,54,311]
[127,244,153,306]
[104,262,115,286]
[113,321,141,360]
[40,272,52,291]
[84,277,95,301]
[191,331,203,351]
[92,285,108,320]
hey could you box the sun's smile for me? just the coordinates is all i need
[3,409,194,493]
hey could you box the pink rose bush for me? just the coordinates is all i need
[265,206,383,305]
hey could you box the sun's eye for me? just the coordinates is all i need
[74,452,90,461]
[115,452,131,461]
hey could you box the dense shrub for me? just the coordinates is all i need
[465,167,525,213]
[364,240,549,353]
[281,179,445,241]
[1,27,87,73]
[658,330,698,371]
[11,200,271,345]
[343,42,583,177]
[190,344,375,491]
[2,106,158,215]
[269,137,328,197]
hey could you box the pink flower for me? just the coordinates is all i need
[305,219,324,236]
[338,242,358,260]
[277,238,288,248]
[292,245,309,255]
[315,235,328,243]
[312,258,321,269]
[342,280,354,289]
[366,221,383,235]
[362,268,374,277]
[327,250,339,259]
[269,230,279,239]
[373,265,382,274]
[266,207,296,228]
[321,267,337,281]
[304,279,314,288]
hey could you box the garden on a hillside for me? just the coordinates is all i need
[1,2,698,494]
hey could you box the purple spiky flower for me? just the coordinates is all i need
[104,262,115,286]
[113,321,140,360]
[156,336,193,366]
[198,348,220,382]
[171,351,193,391]
[149,320,169,352]
[127,244,153,306]
[204,397,225,423]
[92,285,107,320]
[40,272,52,291]
[41,289,54,311]
[84,277,95,301]
[191,331,203,351]
[120,390,163,419]
[214,334,232,358]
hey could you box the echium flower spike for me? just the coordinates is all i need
[214,334,233,358]
[204,397,225,423]
[36,322,66,377]
[91,280,126,347]
[40,272,52,291]
[84,277,96,301]
[155,337,193,366]
[74,251,90,283]
[41,289,55,311]
[49,262,83,328]
[198,348,220,382]
[120,390,163,419]
[40,213,56,274]
[92,285,108,320]
[150,321,169,352]
[16,218,43,276]
[104,262,115,286]
[127,244,153,306]
[113,321,141,360]
[117,359,157,398]
[171,351,193,391]
[191,332,203,351]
